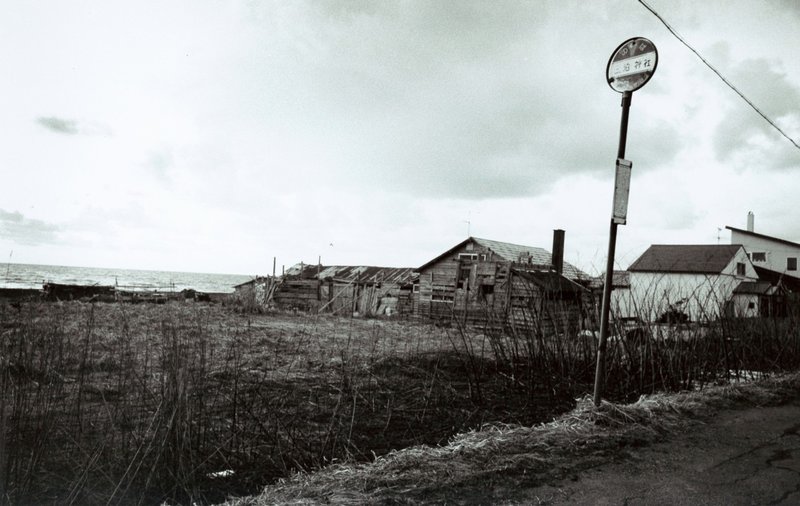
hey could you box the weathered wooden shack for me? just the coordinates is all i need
[315,265,416,316]
[233,264,416,316]
[415,232,591,332]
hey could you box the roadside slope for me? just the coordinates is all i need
[524,400,800,505]
[223,372,800,505]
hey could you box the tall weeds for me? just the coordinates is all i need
[0,301,510,505]
[3,289,799,505]
[449,287,800,405]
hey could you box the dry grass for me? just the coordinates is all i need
[224,371,800,505]
[1,301,565,505]
[4,298,800,505]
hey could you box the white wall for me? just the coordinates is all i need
[731,229,800,279]
[610,287,636,320]
[628,248,757,322]
[730,293,760,318]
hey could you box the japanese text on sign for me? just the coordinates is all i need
[609,51,656,79]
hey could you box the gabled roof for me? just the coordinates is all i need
[725,226,800,249]
[471,237,552,264]
[417,237,587,281]
[627,244,744,274]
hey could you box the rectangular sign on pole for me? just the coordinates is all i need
[612,158,632,225]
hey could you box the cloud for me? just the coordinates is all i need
[225,0,677,200]
[36,116,79,135]
[712,57,800,168]
[35,116,113,136]
[0,209,61,246]
[144,148,174,184]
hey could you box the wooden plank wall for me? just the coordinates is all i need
[273,279,321,311]
[416,256,586,335]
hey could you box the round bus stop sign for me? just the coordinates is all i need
[606,37,658,93]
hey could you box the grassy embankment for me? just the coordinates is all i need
[2,296,800,505]
[225,370,800,505]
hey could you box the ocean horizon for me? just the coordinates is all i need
[0,262,254,294]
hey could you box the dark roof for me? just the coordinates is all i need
[612,270,631,288]
[726,226,800,249]
[511,269,588,294]
[418,237,588,281]
[753,266,800,292]
[732,280,774,295]
[589,270,629,290]
[627,245,743,274]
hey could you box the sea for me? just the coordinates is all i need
[0,262,254,294]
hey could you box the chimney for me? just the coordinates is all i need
[747,211,754,232]
[551,229,565,275]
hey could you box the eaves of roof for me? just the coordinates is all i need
[725,226,800,250]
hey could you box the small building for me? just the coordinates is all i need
[232,276,280,311]
[313,265,417,316]
[726,212,800,281]
[626,244,758,322]
[730,280,783,318]
[232,265,416,316]
[414,231,591,332]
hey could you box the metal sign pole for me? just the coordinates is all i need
[593,36,657,406]
[593,91,632,406]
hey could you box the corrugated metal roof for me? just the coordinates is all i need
[628,245,743,274]
[284,264,416,284]
[418,237,588,281]
[472,237,551,263]
[315,265,416,284]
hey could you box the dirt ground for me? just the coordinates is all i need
[506,400,800,505]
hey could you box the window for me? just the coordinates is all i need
[788,257,798,271]
[750,252,767,262]
[736,262,746,276]
[431,285,454,302]
[458,253,478,260]
[457,264,471,289]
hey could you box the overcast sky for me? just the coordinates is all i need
[1,0,799,276]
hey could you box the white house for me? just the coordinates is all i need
[626,244,758,322]
[726,212,800,281]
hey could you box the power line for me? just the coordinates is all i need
[638,0,800,151]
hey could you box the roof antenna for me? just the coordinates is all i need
[464,210,471,237]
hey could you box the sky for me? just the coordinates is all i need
[1,0,799,276]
